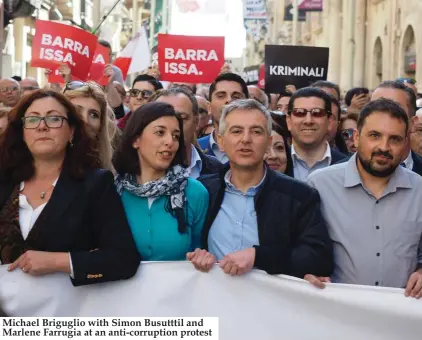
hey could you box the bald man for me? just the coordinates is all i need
[248,85,269,107]
[0,78,21,107]
[21,77,40,96]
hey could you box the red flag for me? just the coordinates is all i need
[158,34,225,83]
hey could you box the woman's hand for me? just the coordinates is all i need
[8,251,71,276]
[58,64,72,83]
[187,248,217,272]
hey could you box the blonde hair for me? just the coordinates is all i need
[0,106,12,119]
[63,83,115,172]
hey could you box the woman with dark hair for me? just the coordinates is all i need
[266,113,294,176]
[113,102,209,261]
[0,90,140,286]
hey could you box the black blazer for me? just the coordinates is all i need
[196,147,224,176]
[198,166,333,278]
[412,151,422,176]
[0,168,141,286]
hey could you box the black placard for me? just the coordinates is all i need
[264,45,329,93]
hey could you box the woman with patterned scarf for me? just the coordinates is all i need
[113,101,209,260]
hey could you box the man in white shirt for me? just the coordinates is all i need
[286,87,347,181]
[152,88,223,178]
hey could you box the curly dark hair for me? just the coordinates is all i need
[0,89,100,184]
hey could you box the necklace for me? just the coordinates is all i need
[40,185,54,199]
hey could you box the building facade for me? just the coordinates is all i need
[293,0,422,93]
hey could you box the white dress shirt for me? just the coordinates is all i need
[19,180,74,276]
[403,150,414,170]
[187,145,203,179]
[209,131,229,164]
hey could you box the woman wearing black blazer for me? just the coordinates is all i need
[0,90,140,286]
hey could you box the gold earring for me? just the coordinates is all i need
[69,140,73,147]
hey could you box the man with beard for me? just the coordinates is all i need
[305,98,422,298]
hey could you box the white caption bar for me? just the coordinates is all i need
[0,317,219,339]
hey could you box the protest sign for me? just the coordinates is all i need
[243,65,260,85]
[158,34,225,83]
[87,44,110,86]
[265,45,329,93]
[0,262,421,340]
[31,20,98,80]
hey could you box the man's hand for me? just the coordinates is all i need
[104,64,115,85]
[8,251,70,276]
[220,248,255,276]
[286,84,297,94]
[186,248,216,272]
[304,274,331,289]
[405,269,422,299]
[350,93,368,111]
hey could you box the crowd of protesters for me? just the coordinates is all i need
[0,50,421,303]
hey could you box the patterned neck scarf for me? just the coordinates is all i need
[115,165,189,210]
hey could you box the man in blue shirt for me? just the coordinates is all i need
[197,73,249,163]
[188,99,333,278]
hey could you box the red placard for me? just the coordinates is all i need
[158,34,225,83]
[31,20,98,81]
[258,64,265,89]
[87,44,110,86]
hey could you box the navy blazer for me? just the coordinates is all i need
[196,147,224,176]
[199,165,333,278]
[0,168,141,286]
[412,151,422,176]
[198,134,215,157]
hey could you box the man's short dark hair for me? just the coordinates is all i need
[132,74,163,91]
[149,87,199,116]
[11,75,21,82]
[357,98,409,135]
[98,40,112,51]
[277,90,293,101]
[344,87,369,106]
[375,80,417,117]
[287,87,333,116]
[310,80,341,100]
[209,72,249,100]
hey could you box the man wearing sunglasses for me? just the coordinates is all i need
[306,99,422,299]
[0,78,21,107]
[286,87,347,181]
[117,74,163,131]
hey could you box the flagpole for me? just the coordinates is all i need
[292,0,298,45]
[92,0,122,35]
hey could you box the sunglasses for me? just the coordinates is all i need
[63,81,104,93]
[397,77,416,85]
[127,89,154,99]
[341,128,354,140]
[290,108,330,118]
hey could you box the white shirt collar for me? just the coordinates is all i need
[403,150,414,170]
[291,142,332,165]
[209,129,218,148]
[189,145,202,172]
